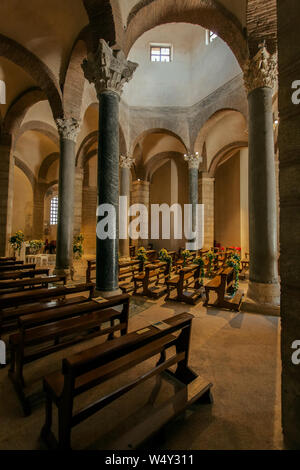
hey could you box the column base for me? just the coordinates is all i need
[241,280,280,316]
[93,288,122,299]
[54,267,73,281]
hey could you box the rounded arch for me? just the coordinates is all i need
[16,121,59,147]
[130,127,187,155]
[0,34,63,119]
[208,141,248,177]
[144,151,185,182]
[14,155,36,189]
[76,130,98,168]
[38,153,60,181]
[125,0,248,68]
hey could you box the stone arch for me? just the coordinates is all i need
[208,141,248,177]
[124,0,248,68]
[130,127,187,155]
[3,88,46,136]
[76,131,98,168]
[14,156,36,189]
[63,39,88,120]
[83,0,117,49]
[38,153,60,181]
[144,151,185,182]
[16,121,59,147]
[0,34,63,119]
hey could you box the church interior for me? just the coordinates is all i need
[0,0,299,451]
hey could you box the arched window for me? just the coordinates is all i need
[0,80,6,105]
[50,196,58,225]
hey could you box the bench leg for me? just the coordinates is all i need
[58,406,72,450]
[41,395,53,440]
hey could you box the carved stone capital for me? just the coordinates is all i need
[82,39,138,97]
[243,42,278,95]
[120,155,135,169]
[56,118,80,142]
[184,152,203,170]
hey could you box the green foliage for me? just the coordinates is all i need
[73,234,84,259]
[158,248,172,274]
[195,256,205,284]
[29,240,44,253]
[9,231,25,253]
[226,253,241,293]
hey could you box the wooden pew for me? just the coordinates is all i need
[9,294,130,415]
[133,263,168,298]
[119,260,140,293]
[0,283,93,336]
[204,267,244,312]
[0,268,50,281]
[166,265,202,305]
[40,312,213,450]
[0,275,66,295]
[0,257,17,263]
[0,263,36,273]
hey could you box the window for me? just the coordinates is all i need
[50,196,58,225]
[0,80,6,105]
[206,30,218,45]
[150,44,172,63]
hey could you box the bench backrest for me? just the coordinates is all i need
[0,263,36,272]
[178,265,200,287]
[62,312,193,388]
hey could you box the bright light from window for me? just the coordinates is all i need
[150,45,172,63]
[50,196,58,225]
[0,80,6,105]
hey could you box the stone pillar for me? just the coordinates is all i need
[131,180,150,249]
[240,148,249,259]
[119,155,134,260]
[199,173,214,250]
[33,182,47,239]
[243,43,280,312]
[73,167,84,236]
[82,39,138,296]
[55,118,80,277]
[0,134,13,256]
[278,0,300,448]
[184,152,202,248]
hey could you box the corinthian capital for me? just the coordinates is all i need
[56,118,80,142]
[243,42,278,94]
[120,154,135,169]
[184,152,203,170]
[82,39,138,97]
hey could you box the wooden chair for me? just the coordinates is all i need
[9,294,130,415]
[40,312,213,450]
[204,267,244,312]
[166,265,203,305]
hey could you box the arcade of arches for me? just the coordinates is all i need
[0,0,299,451]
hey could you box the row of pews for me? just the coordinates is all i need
[0,256,213,450]
[86,247,247,311]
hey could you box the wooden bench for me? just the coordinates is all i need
[40,312,213,450]
[0,259,22,266]
[0,268,50,281]
[166,265,202,305]
[119,260,140,293]
[9,294,130,415]
[204,267,244,312]
[0,283,93,336]
[0,275,66,295]
[0,257,17,263]
[0,263,36,273]
[133,263,168,298]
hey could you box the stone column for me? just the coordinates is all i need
[199,172,214,250]
[184,152,202,248]
[119,155,134,260]
[131,180,150,249]
[33,182,47,239]
[73,167,84,236]
[0,134,13,256]
[82,39,138,296]
[240,148,249,259]
[243,43,280,312]
[55,118,80,277]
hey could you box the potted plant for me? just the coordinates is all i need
[158,248,173,276]
[181,249,190,267]
[29,239,44,254]
[9,230,25,257]
[73,234,84,260]
[137,247,148,272]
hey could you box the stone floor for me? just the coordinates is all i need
[0,276,283,450]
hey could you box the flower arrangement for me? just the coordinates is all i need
[158,248,173,275]
[73,234,84,260]
[9,230,25,255]
[206,250,216,277]
[181,249,190,267]
[226,253,241,293]
[29,240,44,254]
[195,256,205,285]
[137,247,148,271]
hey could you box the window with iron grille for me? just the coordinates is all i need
[50,196,58,225]
[150,45,172,63]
